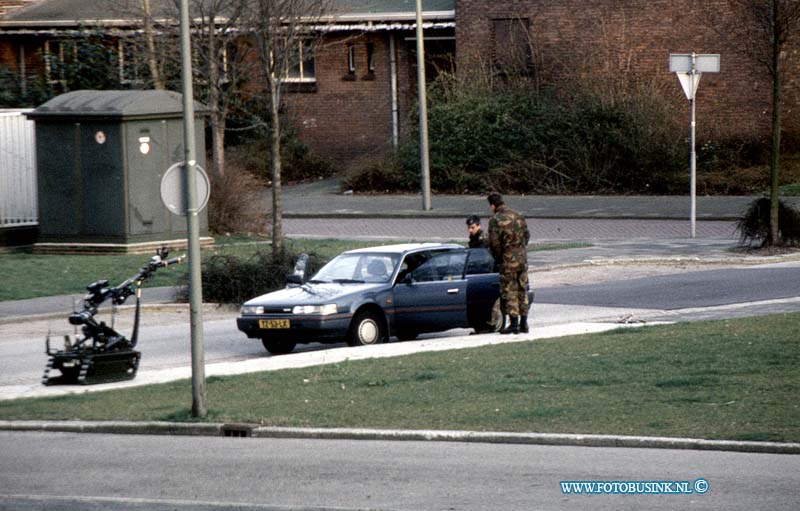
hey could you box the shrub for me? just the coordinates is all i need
[737,197,800,247]
[347,78,688,195]
[226,132,337,184]
[207,167,269,235]
[199,249,326,304]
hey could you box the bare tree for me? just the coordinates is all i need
[189,0,249,178]
[142,0,165,89]
[241,0,329,255]
[729,0,800,245]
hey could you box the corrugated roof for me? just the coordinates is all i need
[1,0,455,25]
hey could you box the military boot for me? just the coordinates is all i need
[501,315,520,335]
[520,315,529,334]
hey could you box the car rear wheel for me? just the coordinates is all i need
[261,338,296,355]
[348,310,385,346]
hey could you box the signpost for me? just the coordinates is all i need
[669,53,720,238]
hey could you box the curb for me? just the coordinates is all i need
[1,420,797,454]
[528,252,800,272]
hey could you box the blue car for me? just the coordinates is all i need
[237,243,532,354]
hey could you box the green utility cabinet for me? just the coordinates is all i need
[28,90,208,249]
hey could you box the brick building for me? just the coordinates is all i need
[0,0,455,168]
[455,0,800,143]
[1,0,798,167]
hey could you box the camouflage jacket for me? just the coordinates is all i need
[488,205,530,270]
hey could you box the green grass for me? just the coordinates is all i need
[2,313,798,442]
[0,238,386,301]
[0,237,588,301]
[779,183,800,196]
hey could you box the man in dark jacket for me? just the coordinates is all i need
[466,215,488,248]
[487,192,530,334]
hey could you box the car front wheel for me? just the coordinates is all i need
[348,310,385,346]
[261,338,296,355]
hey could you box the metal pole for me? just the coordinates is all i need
[389,33,399,149]
[415,0,432,211]
[690,53,697,239]
[179,0,206,418]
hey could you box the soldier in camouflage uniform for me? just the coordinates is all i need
[487,192,530,334]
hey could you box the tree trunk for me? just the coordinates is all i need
[142,0,164,89]
[769,0,782,246]
[207,18,225,177]
[269,75,283,255]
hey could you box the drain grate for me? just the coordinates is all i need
[221,424,253,437]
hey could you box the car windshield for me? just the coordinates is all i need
[310,253,400,284]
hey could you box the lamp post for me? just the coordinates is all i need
[415,0,432,211]
[178,0,207,418]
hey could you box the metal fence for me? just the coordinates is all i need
[0,109,38,227]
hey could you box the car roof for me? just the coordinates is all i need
[344,243,464,255]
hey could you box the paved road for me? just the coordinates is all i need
[3,260,800,510]
[283,217,738,242]
[536,265,800,310]
[1,431,798,511]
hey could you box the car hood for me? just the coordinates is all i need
[243,282,388,307]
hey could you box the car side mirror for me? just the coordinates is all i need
[285,274,303,288]
[400,274,414,285]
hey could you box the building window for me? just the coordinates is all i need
[366,42,375,73]
[44,39,76,86]
[491,18,532,75]
[347,44,356,74]
[284,39,315,82]
[117,39,143,84]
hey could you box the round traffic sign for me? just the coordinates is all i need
[160,161,210,216]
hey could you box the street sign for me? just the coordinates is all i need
[669,53,720,73]
[676,72,700,100]
[160,161,210,216]
[669,52,720,239]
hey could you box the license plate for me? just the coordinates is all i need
[259,319,290,329]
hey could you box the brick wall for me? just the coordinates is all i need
[283,29,455,168]
[456,0,800,143]
[284,33,398,166]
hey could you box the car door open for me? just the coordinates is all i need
[392,250,468,334]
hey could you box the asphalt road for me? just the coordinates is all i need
[536,265,800,309]
[2,263,800,399]
[1,431,798,511]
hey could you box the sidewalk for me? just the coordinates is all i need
[278,178,800,219]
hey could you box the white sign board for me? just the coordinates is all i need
[669,53,720,73]
[160,161,210,216]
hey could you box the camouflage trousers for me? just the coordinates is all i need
[499,267,529,317]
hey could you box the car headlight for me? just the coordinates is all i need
[241,305,264,315]
[292,304,338,315]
